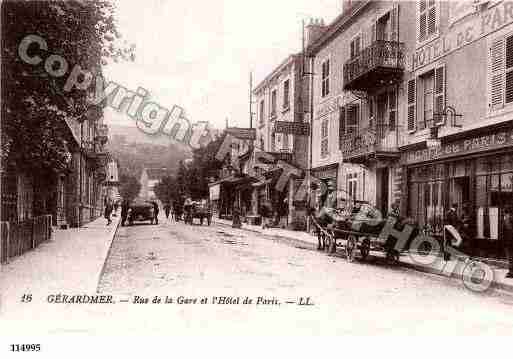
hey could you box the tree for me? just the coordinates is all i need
[1,0,134,173]
[154,176,180,204]
[119,174,141,202]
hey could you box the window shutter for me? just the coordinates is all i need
[419,12,426,41]
[434,65,445,125]
[427,5,436,35]
[339,106,346,149]
[505,35,513,104]
[390,5,399,42]
[489,37,505,110]
[407,78,416,131]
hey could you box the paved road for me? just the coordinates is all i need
[95,215,513,335]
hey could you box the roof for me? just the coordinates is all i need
[253,53,301,94]
[145,168,170,180]
[306,0,370,56]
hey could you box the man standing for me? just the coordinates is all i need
[104,197,113,225]
[164,203,171,219]
[151,201,160,225]
[121,199,130,226]
[503,206,513,278]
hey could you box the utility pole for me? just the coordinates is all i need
[249,71,253,129]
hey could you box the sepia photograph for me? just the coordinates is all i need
[1,0,513,353]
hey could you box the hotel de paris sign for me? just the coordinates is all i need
[412,2,513,71]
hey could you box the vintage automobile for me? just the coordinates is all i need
[127,200,155,225]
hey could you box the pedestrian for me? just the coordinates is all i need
[503,206,513,278]
[164,203,171,219]
[151,201,159,224]
[444,203,462,260]
[121,199,130,226]
[104,197,113,225]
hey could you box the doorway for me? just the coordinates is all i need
[377,167,389,216]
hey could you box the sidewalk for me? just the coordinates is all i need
[214,217,513,294]
[0,214,120,315]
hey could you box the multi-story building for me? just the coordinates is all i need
[307,0,408,216]
[399,0,513,259]
[252,54,309,228]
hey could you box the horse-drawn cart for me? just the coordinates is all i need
[310,202,419,264]
[184,200,212,226]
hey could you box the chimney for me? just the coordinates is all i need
[305,17,327,47]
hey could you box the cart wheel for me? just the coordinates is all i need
[346,235,357,262]
[360,237,370,261]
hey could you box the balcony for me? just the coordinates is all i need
[343,40,405,92]
[339,124,400,164]
[95,124,109,144]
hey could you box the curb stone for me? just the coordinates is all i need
[94,217,121,293]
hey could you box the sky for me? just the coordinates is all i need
[103,0,342,130]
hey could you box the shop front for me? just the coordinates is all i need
[403,124,513,259]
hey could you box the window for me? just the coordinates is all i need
[271,90,277,118]
[347,173,358,201]
[421,70,434,130]
[388,89,397,130]
[409,65,445,132]
[283,80,290,109]
[346,104,359,134]
[271,132,276,151]
[338,104,360,141]
[321,59,330,97]
[283,134,289,151]
[350,35,361,59]
[259,100,265,124]
[376,13,391,41]
[489,34,513,110]
[418,0,437,43]
[321,119,329,157]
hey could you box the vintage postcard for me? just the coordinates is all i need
[1,0,513,354]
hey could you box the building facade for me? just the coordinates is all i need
[308,0,409,217]
[399,0,513,259]
[252,54,309,228]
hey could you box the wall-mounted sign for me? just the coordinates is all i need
[403,128,513,165]
[315,96,345,119]
[209,184,220,201]
[226,127,256,140]
[412,2,513,71]
[274,121,310,136]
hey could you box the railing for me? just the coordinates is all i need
[343,40,405,87]
[340,124,398,159]
[0,215,52,264]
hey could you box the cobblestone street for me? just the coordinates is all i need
[93,216,513,335]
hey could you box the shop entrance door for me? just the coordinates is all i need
[377,167,389,216]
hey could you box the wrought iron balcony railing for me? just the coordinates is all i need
[339,123,399,162]
[343,40,405,91]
